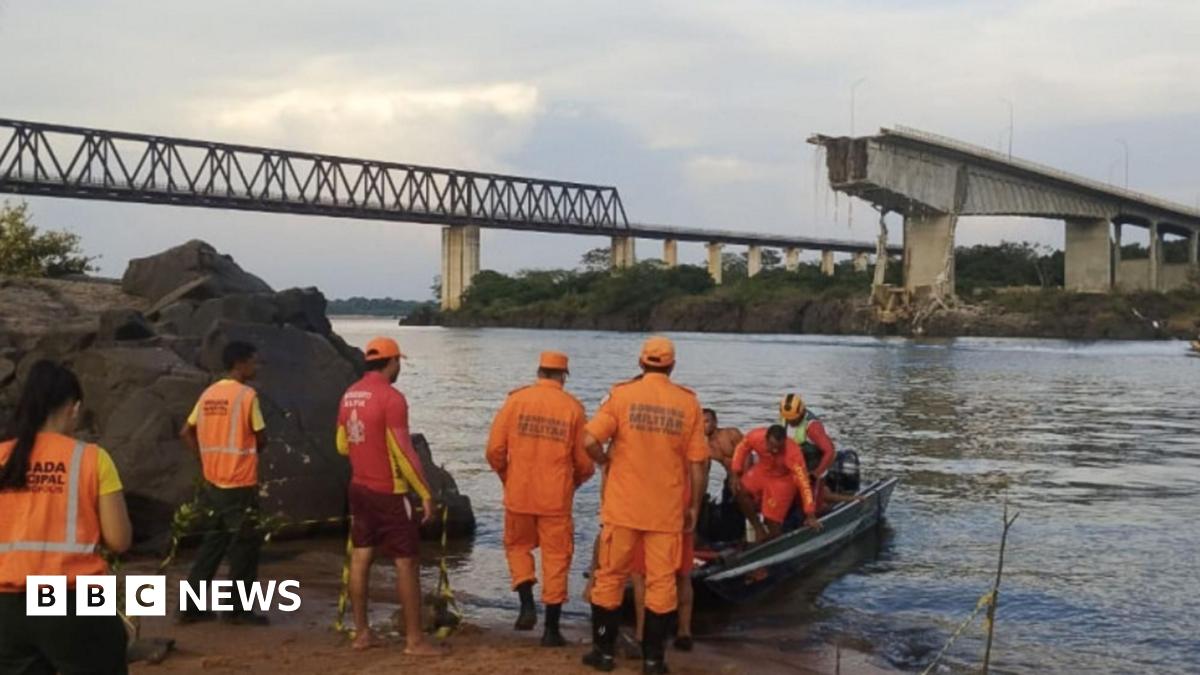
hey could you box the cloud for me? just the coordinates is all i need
[683,155,764,184]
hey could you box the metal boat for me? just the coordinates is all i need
[691,477,899,604]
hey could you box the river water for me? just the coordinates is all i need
[331,320,1200,674]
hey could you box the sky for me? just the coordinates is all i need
[2,0,1199,299]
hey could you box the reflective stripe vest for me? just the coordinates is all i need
[0,433,106,591]
[196,380,259,488]
[783,411,822,474]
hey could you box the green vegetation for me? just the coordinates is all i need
[442,240,1198,336]
[327,296,433,317]
[453,247,888,325]
[0,202,95,277]
[955,241,1062,294]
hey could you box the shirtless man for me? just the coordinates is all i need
[702,408,742,484]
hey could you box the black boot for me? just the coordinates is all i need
[514,581,537,631]
[642,610,671,674]
[581,604,617,672]
[541,603,566,647]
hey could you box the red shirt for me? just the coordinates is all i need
[336,372,431,498]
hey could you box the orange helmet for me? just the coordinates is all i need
[779,393,805,423]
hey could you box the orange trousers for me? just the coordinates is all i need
[504,512,574,604]
[591,523,681,614]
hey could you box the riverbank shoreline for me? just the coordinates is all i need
[125,538,893,675]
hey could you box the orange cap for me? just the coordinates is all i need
[538,351,570,372]
[639,336,675,368]
[363,336,403,362]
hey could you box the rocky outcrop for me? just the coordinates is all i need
[0,241,474,550]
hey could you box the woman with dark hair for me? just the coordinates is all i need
[0,359,132,674]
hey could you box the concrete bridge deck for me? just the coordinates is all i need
[810,126,1200,296]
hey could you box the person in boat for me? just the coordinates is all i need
[730,425,821,542]
[703,408,742,479]
[779,393,836,484]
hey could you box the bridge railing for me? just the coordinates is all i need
[0,118,629,230]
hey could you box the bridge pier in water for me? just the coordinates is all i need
[707,243,723,284]
[747,245,762,277]
[785,247,800,272]
[853,251,869,273]
[1064,218,1113,292]
[611,235,636,269]
[440,225,480,311]
[662,239,678,268]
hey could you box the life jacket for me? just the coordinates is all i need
[783,410,823,473]
[0,433,107,591]
[195,380,259,488]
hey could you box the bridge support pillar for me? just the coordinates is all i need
[1064,218,1113,293]
[1189,230,1198,266]
[820,250,835,276]
[1149,222,1162,291]
[903,213,956,297]
[785,247,800,272]
[1112,222,1123,287]
[611,236,636,270]
[662,239,678,268]
[440,225,480,311]
[852,251,869,272]
[747,245,763,277]
[707,243,724,285]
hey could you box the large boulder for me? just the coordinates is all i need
[412,434,475,539]
[122,240,272,304]
[0,241,474,551]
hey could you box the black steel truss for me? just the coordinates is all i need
[0,118,629,231]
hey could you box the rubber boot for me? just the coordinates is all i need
[541,603,566,647]
[514,581,537,631]
[581,604,617,672]
[642,610,671,674]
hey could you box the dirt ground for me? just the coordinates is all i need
[123,543,893,675]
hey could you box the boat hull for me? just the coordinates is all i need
[692,477,899,604]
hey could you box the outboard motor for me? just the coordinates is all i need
[825,449,861,494]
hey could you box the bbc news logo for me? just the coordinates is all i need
[25,576,302,616]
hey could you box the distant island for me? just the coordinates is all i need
[327,296,438,323]
[434,243,1200,340]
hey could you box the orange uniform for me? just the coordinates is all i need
[188,379,265,488]
[587,372,708,614]
[0,433,123,592]
[732,427,816,523]
[487,376,593,604]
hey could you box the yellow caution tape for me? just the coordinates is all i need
[432,505,463,639]
[918,590,996,675]
[332,531,354,636]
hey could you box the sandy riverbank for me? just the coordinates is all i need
[122,540,893,675]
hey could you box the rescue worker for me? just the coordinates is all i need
[629,493,695,653]
[581,336,708,674]
[180,341,269,625]
[336,337,443,656]
[0,360,132,673]
[730,425,821,542]
[486,351,593,646]
[779,393,836,481]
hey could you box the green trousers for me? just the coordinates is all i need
[185,483,261,611]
